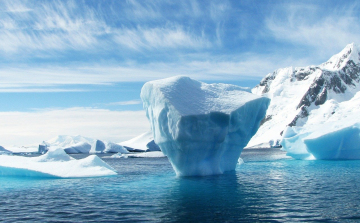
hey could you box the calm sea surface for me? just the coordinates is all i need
[1,148,360,222]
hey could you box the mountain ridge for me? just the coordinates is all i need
[247,43,360,147]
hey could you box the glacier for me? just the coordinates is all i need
[141,76,270,176]
[248,43,360,149]
[0,148,117,178]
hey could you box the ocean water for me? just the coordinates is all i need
[1,149,360,222]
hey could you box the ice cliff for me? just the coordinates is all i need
[141,76,270,176]
[248,43,360,155]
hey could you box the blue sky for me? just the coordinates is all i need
[1,0,360,146]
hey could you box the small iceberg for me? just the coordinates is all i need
[111,151,165,158]
[0,148,117,178]
[0,146,12,155]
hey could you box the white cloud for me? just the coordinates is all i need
[0,53,316,92]
[0,0,110,53]
[0,108,150,147]
[265,3,360,56]
[0,0,212,55]
[0,88,85,93]
[113,26,211,51]
[107,100,142,106]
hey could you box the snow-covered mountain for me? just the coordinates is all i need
[247,43,360,147]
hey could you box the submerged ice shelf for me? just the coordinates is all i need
[141,76,270,176]
[0,148,117,178]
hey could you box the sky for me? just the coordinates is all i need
[1,0,360,146]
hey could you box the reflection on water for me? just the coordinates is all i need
[1,148,360,222]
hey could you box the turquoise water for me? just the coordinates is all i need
[1,149,360,222]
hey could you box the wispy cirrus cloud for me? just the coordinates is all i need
[265,2,360,56]
[0,0,216,57]
[0,52,315,92]
[113,26,211,51]
[0,0,110,54]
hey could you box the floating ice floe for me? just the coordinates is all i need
[141,76,269,176]
[0,148,117,178]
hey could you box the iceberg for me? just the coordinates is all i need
[110,151,165,158]
[0,148,117,178]
[64,142,91,154]
[89,140,128,154]
[0,146,12,155]
[141,76,270,176]
[281,92,360,159]
[41,135,126,154]
[38,142,49,154]
[89,139,106,154]
[104,142,129,153]
[119,131,160,152]
[304,124,360,159]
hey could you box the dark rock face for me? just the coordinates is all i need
[288,59,360,126]
[259,73,276,94]
[293,67,319,82]
[260,115,272,126]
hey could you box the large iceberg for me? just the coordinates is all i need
[0,148,117,178]
[281,91,360,159]
[141,76,270,176]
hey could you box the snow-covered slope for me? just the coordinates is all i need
[248,43,360,147]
